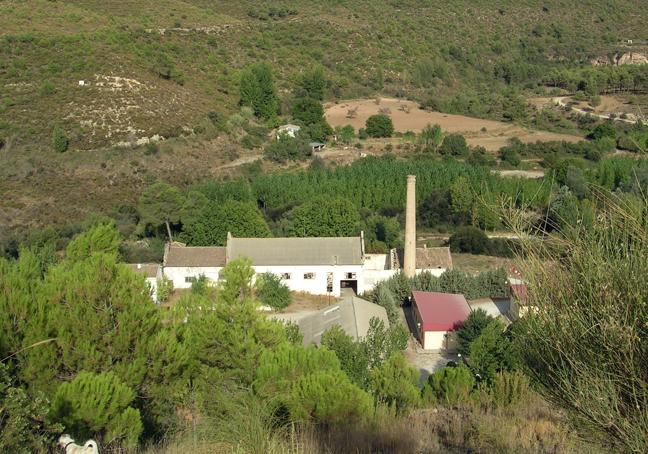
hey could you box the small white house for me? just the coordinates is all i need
[227,234,365,297]
[163,244,226,289]
[276,124,301,138]
[125,263,162,302]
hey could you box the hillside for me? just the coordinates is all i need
[1,0,647,149]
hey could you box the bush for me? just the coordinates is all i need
[264,135,311,163]
[490,371,531,408]
[51,372,143,449]
[52,125,69,152]
[156,276,173,303]
[256,273,291,309]
[449,226,489,254]
[440,133,469,156]
[370,353,421,413]
[457,309,495,356]
[191,274,208,295]
[423,366,475,406]
[499,147,521,166]
[588,123,616,140]
[365,114,394,138]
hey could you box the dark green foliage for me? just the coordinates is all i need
[587,123,617,141]
[254,344,372,425]
[499,147,521,166]
[363,215,401,253]
[51,125,68,152]
[449,226,489,254]
[138,182,184,241]
[370,353,421,413]
[292,97,325,126]
[365,114,394,138]
[321,325,370,389]
[191,274,208,295]
[288,196,360,237]
[65,222,120,261]
[256,273,291,310]
[423,366,475,406]
[373,268,509,314]
[0,364,61,454]
[440,133,469,156]
[51,371,143,448]
[468,320,517,383]
[180,200,270,246]
[296,66,326,100]
[239,63,279,120]
[457,309,495,356]
[264,135,312,163]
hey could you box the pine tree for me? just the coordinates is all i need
[51,371,143,449]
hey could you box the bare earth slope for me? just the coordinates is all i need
[326,98,582,150]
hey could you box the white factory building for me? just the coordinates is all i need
[136,175,452,298]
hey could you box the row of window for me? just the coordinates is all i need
[280,272,357,281]
[184,272,358,283]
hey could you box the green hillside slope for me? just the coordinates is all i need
[1,0,646,149]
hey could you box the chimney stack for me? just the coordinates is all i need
[404,175,416,278]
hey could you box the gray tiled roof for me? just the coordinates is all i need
[164,246,227,267]
[228,236,363,266]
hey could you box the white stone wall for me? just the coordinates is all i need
[164,266,223,289]
[252,265,364,297]
[423,330,447,350]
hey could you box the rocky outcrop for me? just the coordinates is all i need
[591,51,648,66]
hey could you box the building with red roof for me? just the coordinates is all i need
[411,291,471,350]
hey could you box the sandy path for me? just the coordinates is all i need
[325,98,583,151]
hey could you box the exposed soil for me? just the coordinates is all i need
[325,98,583,151]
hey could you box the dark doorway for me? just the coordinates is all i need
[340,280,358,294]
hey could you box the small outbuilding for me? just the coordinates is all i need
[276,124,301,138]
[309,141,325,152]
[412,291,471,350]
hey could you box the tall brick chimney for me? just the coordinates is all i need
[404,175,416,278]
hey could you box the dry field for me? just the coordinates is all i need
[325,98,583,151]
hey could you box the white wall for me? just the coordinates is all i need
[145,277,158,303]
[164,266,223,289]
[423,330,447,350]
[252,265,364,297]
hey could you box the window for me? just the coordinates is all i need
[345,272,357,279]
[184,276,195,283]
[303,272,315,280]
[281,273,292,280]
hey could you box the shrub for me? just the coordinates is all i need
[191,274,208,295]
[51,372,143,449]
[52,125,69,152]
[457,309,495,356]
[499,147,521,166]
[144,142,159,155]
[264,135,311,163]
[449,226,489,254]
[365,114,394,138]
[490,371,531,408]
[588,123,616,140]
[370,353,421,413]
[156,276,173,303]
[440,133,469,156]
[358,128,368,140]
[423,366,475,406]
[468,320,517,383]
[256,273,291,309]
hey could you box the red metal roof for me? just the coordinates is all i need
[412,291,471,332]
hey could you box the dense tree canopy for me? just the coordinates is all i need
[365,114,394,138]
[288,196,360,237]
[180,200,271,246]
